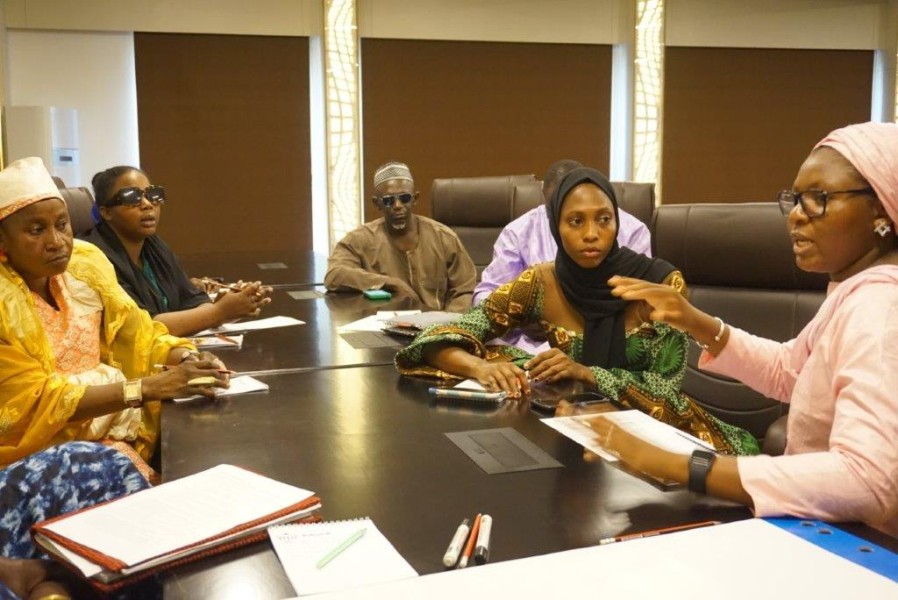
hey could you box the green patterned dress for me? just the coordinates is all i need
[396,267,759,456]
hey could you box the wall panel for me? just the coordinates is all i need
[135,33,311,254]
[361,39,612,220]
[663,47,873,205]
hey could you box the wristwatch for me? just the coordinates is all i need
[687,449,717,494]
[123,379,143,408]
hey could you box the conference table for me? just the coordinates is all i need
[158,279,898,599]
[177,249,329,288]
[203,289,418,374]
[161,366,752,600]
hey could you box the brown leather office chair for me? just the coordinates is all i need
[510,179,656,227]
[52,176,66,189]
[59,186,98,237]
[652,202,828,451]
[430,174,537,273]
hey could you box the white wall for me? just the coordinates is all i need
[358,0,621,44]
[666,0,882,49]
[3,0,321,36]
[7,30,139,187]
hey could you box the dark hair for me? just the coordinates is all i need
[91,166,146,206]
[542,159,583,205]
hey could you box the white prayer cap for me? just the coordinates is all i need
[373,161,414,188]
[0,157,63,221]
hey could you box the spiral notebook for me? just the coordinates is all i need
[268,517,417,596]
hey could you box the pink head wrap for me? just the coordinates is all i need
[814,121,898,226]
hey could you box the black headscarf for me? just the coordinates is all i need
[548,167,675,368]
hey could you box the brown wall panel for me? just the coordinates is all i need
[135,33,311,254]
[663,47,872,205]
[362,39,611,221]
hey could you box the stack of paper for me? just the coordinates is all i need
[269,517,417,596]
[32,465,321,593]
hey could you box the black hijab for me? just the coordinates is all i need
[548,167,675,368]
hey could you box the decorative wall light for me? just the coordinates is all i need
[633,0,664,196]
[324,0,361,247]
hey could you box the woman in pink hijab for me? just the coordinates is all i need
[592,122,898,536]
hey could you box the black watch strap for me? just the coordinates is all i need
[688,449,717,494]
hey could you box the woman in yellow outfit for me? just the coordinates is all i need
[0,157,229,478]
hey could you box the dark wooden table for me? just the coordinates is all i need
[208,289,419,374]
[177,249,328,288]
[161,366,751,600]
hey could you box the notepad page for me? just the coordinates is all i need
[269,518,417,596]
[42,465,315,568]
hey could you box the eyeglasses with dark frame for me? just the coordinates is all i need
[376,193,414,208]
[777,187,874,218]
[108,185,166,208]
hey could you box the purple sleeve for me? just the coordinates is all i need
[473,221,528,305]
[616,211,652,257]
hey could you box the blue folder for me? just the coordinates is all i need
[766,517,898,583]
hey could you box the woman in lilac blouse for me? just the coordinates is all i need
[594,122,898,536]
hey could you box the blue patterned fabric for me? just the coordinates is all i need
[0,442,150,559]
[0,582,17,600]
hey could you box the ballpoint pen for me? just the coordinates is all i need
[316,528,367,569]
[154,364,236,374]
[215,333,241,345]
[457,513,481,569]
[598,520,721,545]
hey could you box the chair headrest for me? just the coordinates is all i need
[653,202,827,290]
[59,186,98,237]
[431,175,536,227]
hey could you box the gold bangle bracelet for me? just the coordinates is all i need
[36,595,72,600]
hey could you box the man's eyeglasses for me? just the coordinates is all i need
[377,193,414,208]
[777,187,874,218]
[108,185,166,208]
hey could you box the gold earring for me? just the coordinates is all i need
[874,220,892,238]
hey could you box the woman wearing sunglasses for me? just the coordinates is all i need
[592,122,898,535]
[0,157,230,484]
[81,166,271,337]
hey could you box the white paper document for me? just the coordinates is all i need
[310,519,898,600]
[269,518,417,596]
[173,375,270,403]
[197,316,305,335]
[337,310,421,333]
[41,465,317,570]
[542,410,715,462]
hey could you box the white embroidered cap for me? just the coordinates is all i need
[373,161,414,188]
[0,157,64,221]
